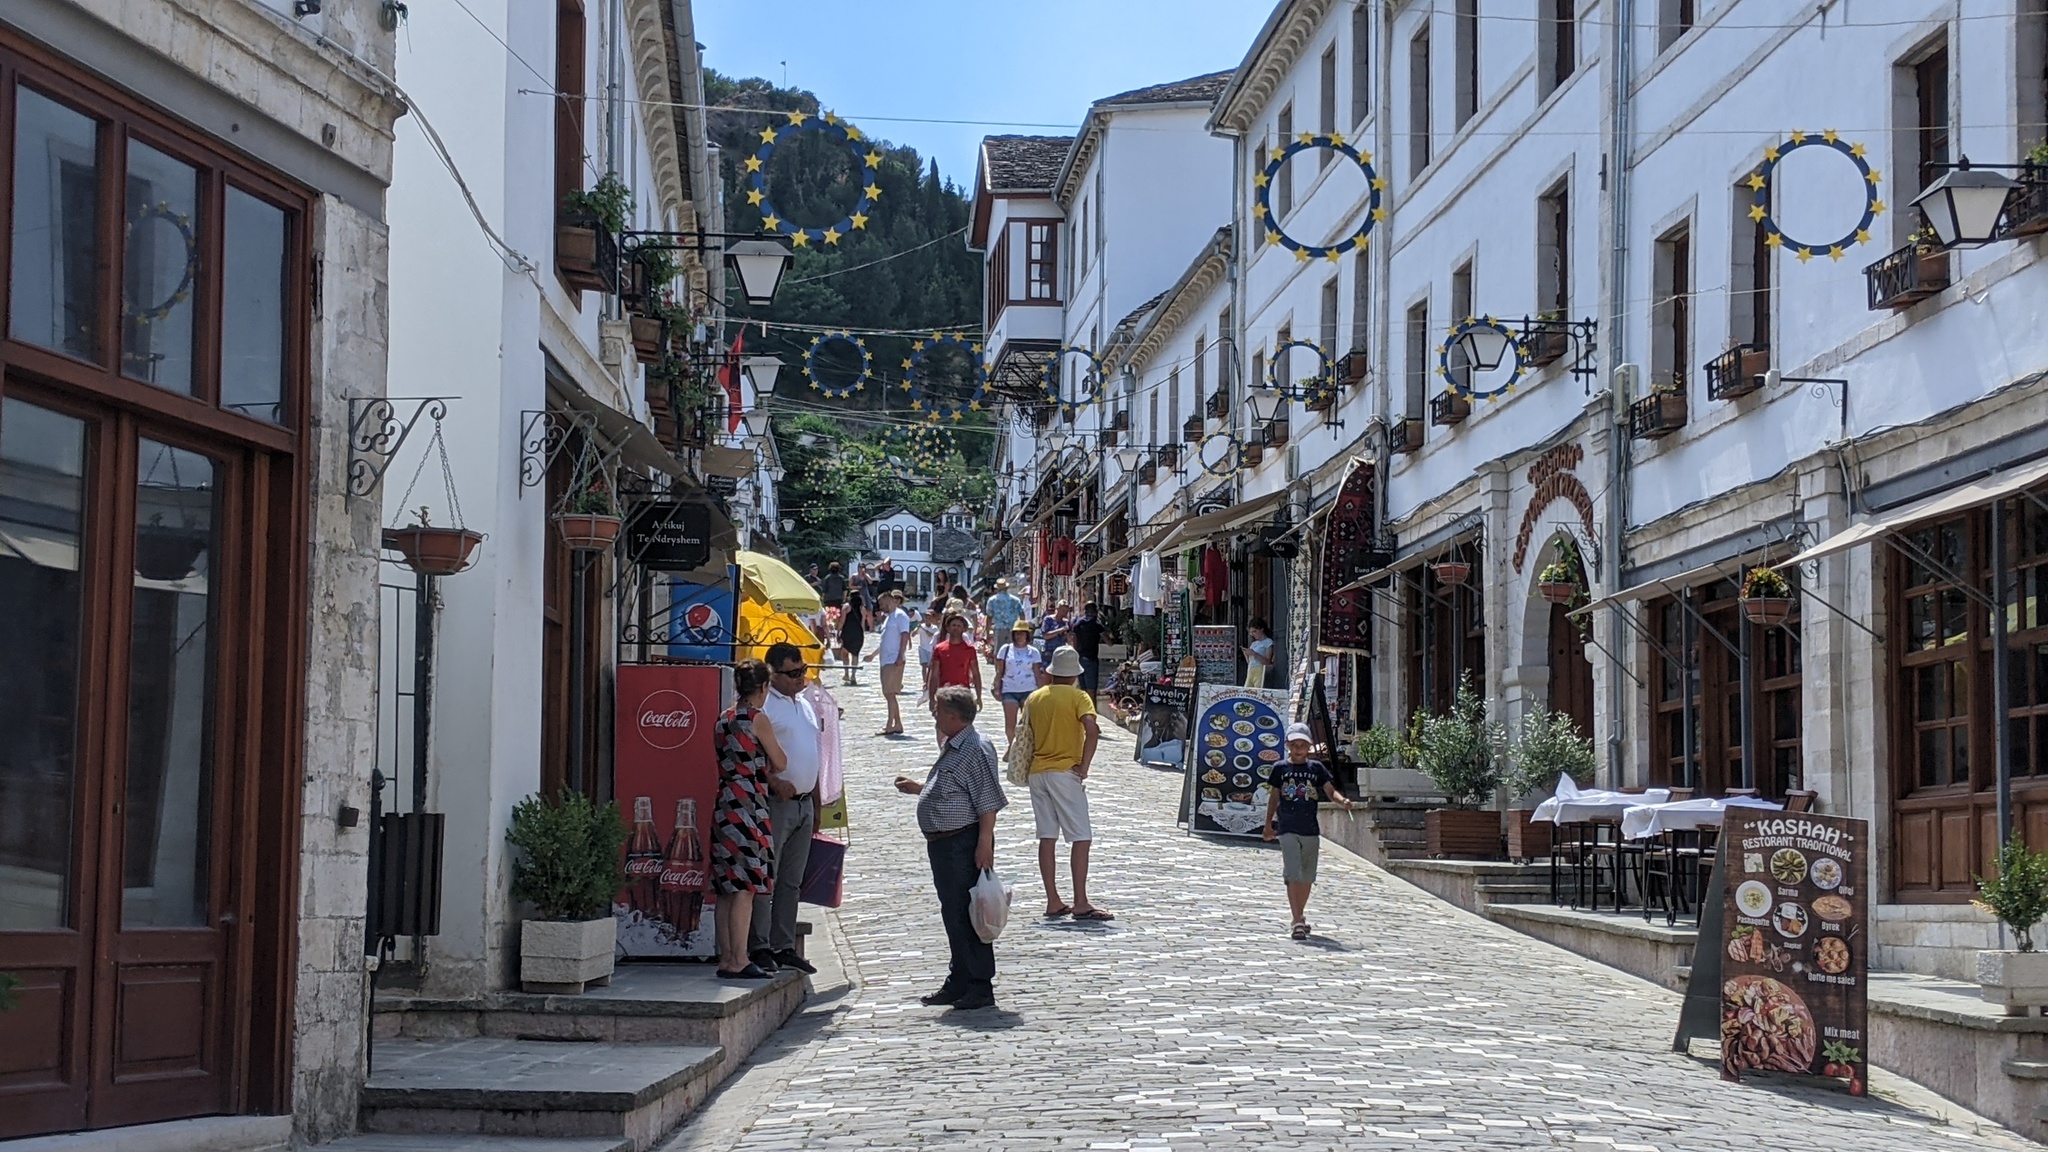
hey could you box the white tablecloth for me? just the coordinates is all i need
[1620,795,1783,840]
[1530,788,1672,824]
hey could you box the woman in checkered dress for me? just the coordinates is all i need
[712,659,778,978]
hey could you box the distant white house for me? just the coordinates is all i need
[858,505,979,598]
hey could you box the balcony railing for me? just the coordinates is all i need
[1156,444,1181,469]
[1262,419,1290,449]
[1705,343,1770,401]
[1629,389,1687,440]
[1429,390,1470,427]
[1521,322,1570,368]
[1182,415,1203,443]
[1205,389,1231,420]
[1389,417,1424,455]
[1864,244,1951,311]
[1241,440,1265,468]
[1999,166,2048,239]
[556,209,619,295]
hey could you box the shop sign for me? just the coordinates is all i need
[1136,657,1197,768]
[1183,683,1294,837]
[705,474,740,496]
[625,501,712,570]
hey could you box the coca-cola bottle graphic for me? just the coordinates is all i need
[623,796,664,919]
[658,798,707,945]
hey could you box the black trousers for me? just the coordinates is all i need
[926,826,995,989]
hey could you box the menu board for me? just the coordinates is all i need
[1185,684,1294,837]
[1718,809,1868,1095]
[1192,625,1238,684]
[1136,658,1199,768]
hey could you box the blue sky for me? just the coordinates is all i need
[693,0,1276,188]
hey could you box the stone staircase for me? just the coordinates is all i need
[1320,798,1437,866]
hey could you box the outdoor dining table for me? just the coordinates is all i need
[1620,795,1783,840]
[1530,788,1672,824]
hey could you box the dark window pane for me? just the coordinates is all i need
[1909,594,1935,650]
[1952,726,1971,786]
[1940,522,1966,574]
[122,141,201,394]
[9,88,101,362]
[2037,643,2048,705]
[220,187,286,424]
[2012,717,2034,777]
[1954,661,1972,722]
[123,441,218,928]
[0,399,88,929]
[1942,588,1970,647]
[1919,728,1943,788]
[1918,663,1945,721]
[1774,689,1799,741]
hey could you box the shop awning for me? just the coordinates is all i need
[1568,555,1749,618]
[1076,525,1174,582]
[1150,490,1288,554]
[701,445,756,479]
[1780,454,2048,569]
[548,381,688,481]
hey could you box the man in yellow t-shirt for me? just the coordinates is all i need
[1022,647,1112,921]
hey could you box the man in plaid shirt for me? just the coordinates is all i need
[894,685,1007,1010]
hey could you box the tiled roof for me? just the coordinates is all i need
[981,135,1076,192]
[1096,69,1235,109]
[1115,290,1173,334]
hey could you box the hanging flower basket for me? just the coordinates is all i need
[556,513,623,552]
[1538,580,1579,605]
[384,526,485,576]
[1432,561,1472,586]
[135,525,206,582]
[1742,596,1794,626]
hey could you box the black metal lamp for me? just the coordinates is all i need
[1913,157,2020,249]
[1248,387,1286,424]
[1455,324,1515,372]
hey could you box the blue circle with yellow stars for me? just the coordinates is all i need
[1041,345,1105,418]
[1438,317,1525,401]
[801,330,873,398]
[1749,131,1883,263]
[899,332,988,424]
[1266,338,1338,408]
[1196,432,1243,479]
[745,110,883,250]
[127,200,200,324]
[1256,133,1385,262]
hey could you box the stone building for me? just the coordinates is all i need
[0,0,399,1143]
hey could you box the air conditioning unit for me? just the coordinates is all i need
[1614,362,1641,402]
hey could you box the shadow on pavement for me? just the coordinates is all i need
[934,1007,1026,1031]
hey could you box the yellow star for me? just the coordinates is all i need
[1359,149,1373,165]
[846,125,864,142]
[786,110,809,126]
[1746,173,1767,191]
[1795,246,1814,263]
[851,212,870,230]
[1764,231,1782,248]
[951,411,964,423]
[1764,146,1780,162]
[1747,203,1767,222]
[1823,129,1838,144]
[854,337,867,346]
[744,156,763,173]
[1371,176,1388,191]
[969,400,982,411]
[759,126,779,145]
[970,343,983,354]
[1855,228,1871,244]
[1850,141,1867,158]
[912,340,927,351]
[1293,247,1311,263]
[865,150,883,169]
[1790,130,1806,145]
[746,189,765,205]
[1868,169,1882,186]
[1325,249,1342,263]
[1328,131,1346,147]
[1871,199,1886,217]
[863,184,882,200]
[1297,131,1316,145]
[1254,171,1270,188]
[1828,246,1845,261]
[1372,207,1388,221]
[823,226,842,245]
[823,112,839,125]
[761,213,782,231]
[1266,229,1283,246]
[791,231,809,247]
[902,359,914,370]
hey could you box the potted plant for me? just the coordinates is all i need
[1503,707,1596,861]
[1411,677,1506,859]
[630,310,668,365]
[1431,558,1472,587]
[558,174,631,294]
[1537,562,1579,605]
[1740,565,1794,626]
[1353,723,1404,773]
[509,789,628,994]
[623,246,681,313]
[1974,834,2048,1015]
[383,506,485,577]
[1522,312,1570,367]
[555,471,623,552]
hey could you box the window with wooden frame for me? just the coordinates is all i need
[1319,46,1338,170]
[1448,260,1474,394]
[1893,34,1950,243]
[1646,579,1803,798]
[2020,4,2048,152]
[1025,221,1058,301]
[1652,223,1691,391]
[1319,278,1340,386]
[1730,182,1772,351]
[1658,0,1695,53]
[554,0,587,283]
[1897,515,1975,792]
[987,227,1010,327]
[1404,299,1429,421]
[1454,0,1479,129]
[1409,25,1433,176]
[1350,250,1370,355]
[1403,556,1486,718]
[1541,0,1576,97]
[1538,179,1570,314]
[1352,4,1372,127]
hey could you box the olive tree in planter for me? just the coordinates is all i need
[509,790,628,993]
[1503,708,1596,862]
[1411,679,1506,859]
[1973,834,2048,1015]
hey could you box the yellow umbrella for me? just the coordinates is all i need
[735,550,822,613]
[736,598,824,667]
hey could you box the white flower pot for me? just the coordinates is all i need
[520,916,617,993]
[1977,948,2048,1015]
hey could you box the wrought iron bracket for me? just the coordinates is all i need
[349,397,451,499]
[518,409,623,494]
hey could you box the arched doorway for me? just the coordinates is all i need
[1539,535,1594,735]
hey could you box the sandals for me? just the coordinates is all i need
[1043,905,1072,919]
[1290,922,1311,940]
[1071,908,1115,921]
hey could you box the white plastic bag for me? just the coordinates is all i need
[969,868,1012,943]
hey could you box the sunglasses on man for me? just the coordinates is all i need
[774,664,807,678]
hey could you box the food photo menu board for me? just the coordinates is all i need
[1184,684,1294,837]
[1718,809,1869,1094]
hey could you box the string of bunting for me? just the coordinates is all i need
[802,330,874,398]
[1041,345,1106,418]
[899,331,988,423]
[1438,317,1524,401]
[1256,133,1386,261]
[1749,130,1883,263]
[745,110,884,249]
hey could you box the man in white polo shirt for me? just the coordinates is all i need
[873,590,913,737]
[752,641,822,975]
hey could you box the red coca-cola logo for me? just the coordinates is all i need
[636,689,699,750]
[659,867,706,889]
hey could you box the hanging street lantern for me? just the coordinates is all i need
[1913,157,2021,249]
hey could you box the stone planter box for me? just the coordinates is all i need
[521,916,617,994]
[1977,948,2048,1015]
[1426,808,1502,860]
[1504,809,1553,862]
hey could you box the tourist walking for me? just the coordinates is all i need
[983,577,1024,652]
[750,642,820,975]
[837,587,868,686]
[916,595,944,685]
[926,612,983,716]
[1262,723,1356,939]
[1070,601,1106,696]
[1021,646,1111,920]
[1038,600,1073,655]
[992,620,1044,741]
[872,590,913,736]
[711,659,779,979]
[893,685,1007,1010]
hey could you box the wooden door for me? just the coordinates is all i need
[1547,600,1593,735]
[0,393,242,1134]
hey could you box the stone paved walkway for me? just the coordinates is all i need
[665,665,2034,1151]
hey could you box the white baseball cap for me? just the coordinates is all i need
[1285,723,1315,743]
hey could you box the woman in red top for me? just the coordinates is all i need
[925,611,984,716]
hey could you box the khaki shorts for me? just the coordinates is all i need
[1029,769,1093,842]
[880,661,904,697]
[1279,832,1320,884]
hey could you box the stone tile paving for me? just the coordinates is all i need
[669,667,2036,1151]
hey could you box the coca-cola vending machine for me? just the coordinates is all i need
[614,663,725,958]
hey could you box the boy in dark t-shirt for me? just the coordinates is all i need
[1263,723,1356,940]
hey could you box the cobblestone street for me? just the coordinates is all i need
[667,669,2034,1151]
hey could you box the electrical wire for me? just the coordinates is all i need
[784,227,973,284]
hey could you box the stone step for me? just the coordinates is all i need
[0,1117,291,1152]
[2006,1059,2048,1081]
[1475,881,1554,905]
[323,1139,627,1152]
[359,1038,722,1152]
